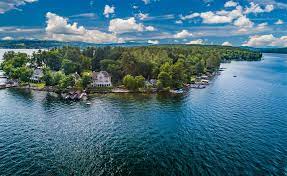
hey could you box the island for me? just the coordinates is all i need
[0,45,262,99]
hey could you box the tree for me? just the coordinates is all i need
[123,75,137,90]
[59,75,75,89]
[62,59,78,75]
[53,71,65,85]
[120,52,138,75]
[135,75,145,88]
[81,72,92,89]
[172,59,187,88]
[42,68,55,86]
[43,50,62,71]
[157,71,172,89]
[16,67,33,82]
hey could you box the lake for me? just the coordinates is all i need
[0,50,286,175]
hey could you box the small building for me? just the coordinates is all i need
[31,67,44,82]
[145,79,157,87]
[91,71,112,87]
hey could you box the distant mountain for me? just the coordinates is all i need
[1,40,287,54]
[0,40,148,49]
[256,48,287,54]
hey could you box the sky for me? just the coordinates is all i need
[0,0,287,47]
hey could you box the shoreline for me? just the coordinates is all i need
[0,69,222,100]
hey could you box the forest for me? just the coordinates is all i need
[0,45,262,91]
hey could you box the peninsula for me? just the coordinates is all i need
[0,45,262,98]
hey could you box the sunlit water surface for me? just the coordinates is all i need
[0,50,286,175]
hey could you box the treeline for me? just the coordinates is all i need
[1,45,262,90]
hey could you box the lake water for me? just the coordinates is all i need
[0,50,286,175]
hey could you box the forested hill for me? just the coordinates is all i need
[257,48,287,54]
[0,40,145,49]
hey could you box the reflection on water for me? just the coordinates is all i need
[0,53,287,176]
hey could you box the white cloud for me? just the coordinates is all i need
[180,13,200,20]
[145,26,156,31]
[222,41,233,46]
[1,36,13,40]
[180,2,272,28]
[200,11,234,24]
[275,19,284,25]
[243,34,287,47]
[233,15,254,28]
[147,40,159,44]
[45,12,122,44]
[137,13,149,20]
[181,6,243,24]
[108,17,155,33]
[0,0,37,14]
[142,0,150,4]
[70,13,97,19]
[247,0,287,9]
[174,30,193,39]
[186,39,204,45]
[175,20,183,24]
[103,5,115,18]
[224,1,238,8]
[256,22,268,30]
[244,2,274,14]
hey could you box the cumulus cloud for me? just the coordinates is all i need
[200,11,234,24]
[1,36,13,40]
[180,2,273,27]
[103,5,115,18]
[174,30,193,39]
[275,19,284,25]
[45,12,122,44]
[233,15,254,28]
[186,39,204,45]
[108,17,155,33]
[0,0,37,14]
[181,6,243,24]
[222,41,232,46]
[224,1,238,8]
[243,34,287,47]
[244,2,274,14]
[148,40,159,44]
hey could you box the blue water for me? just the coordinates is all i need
[0,53,286,175]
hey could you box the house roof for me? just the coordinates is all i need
[92,71,111,80]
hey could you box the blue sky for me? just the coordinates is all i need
[0,0,287,47]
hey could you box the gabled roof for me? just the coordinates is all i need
[92,71,111,80]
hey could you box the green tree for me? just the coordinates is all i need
[81,72,92,89]
[123,75,137,90]
[42,69,55,86]
[53,71,65,85]
[13,67,33,82]
[62,59,78,75]
[157,71,172,89]
[135,75,145,88]
[59,75,75,89]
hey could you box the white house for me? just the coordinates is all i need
[30,67,44,82]
[91,71,112,87]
